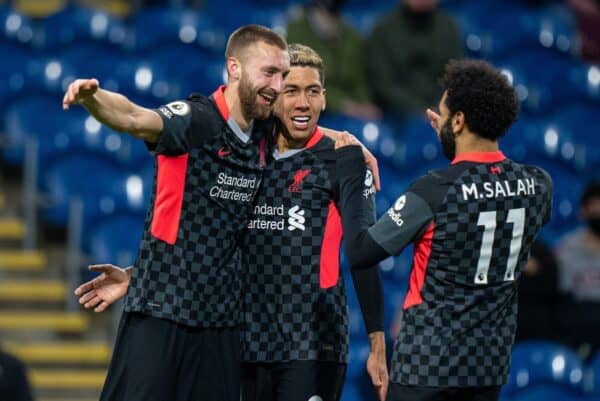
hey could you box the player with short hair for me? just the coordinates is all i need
[345,59,553,401]
[240,43,388,401]
[65,24,289,401]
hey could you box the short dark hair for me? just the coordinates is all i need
[225,24,287,60]
[581,181,600,207]
[442,59,519,141]
[288,43,325,85]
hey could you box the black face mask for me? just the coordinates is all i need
[440,117,456,161]
[587,216,600,237]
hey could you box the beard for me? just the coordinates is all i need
[238,71,273,122]
[440,118,457,161]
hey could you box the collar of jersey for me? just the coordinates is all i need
[451,150,506,165]
[272,127,323,160]
[211,85,252,144]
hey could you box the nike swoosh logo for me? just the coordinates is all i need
[218,148,231,157]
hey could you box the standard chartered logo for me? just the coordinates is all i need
[287,205,306,231]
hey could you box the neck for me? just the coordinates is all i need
[455,131,499,156]
[276,130,311,153]
[223,85,252,131]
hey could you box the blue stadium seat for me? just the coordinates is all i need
[40,5,127,51]
[22,57,78,95]
[0,42,31,111]
[88,212,145,267]
[589,350,600,396]
[2,95,83,166]
[111,59,180,103]
[58,45,123,92]
[346,340,370,379]
[503,341,585,397]
[0,6,38,47]
[132,8,225,55]
[149,47,226,96]
[500,49,581,114]
[41,154,125,227]
[204,2,290,35]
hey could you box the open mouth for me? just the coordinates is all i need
[258,91,276,105]
[291,116,310,130]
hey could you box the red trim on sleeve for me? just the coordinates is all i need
[211,86,229,121]
[451,151,506,165]
[320,201,343,289]
[403,222,434,309]
[151,154,188,245]
[306,127,324,149]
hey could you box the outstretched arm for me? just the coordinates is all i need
[74,264,132,312]
[63,78,163,142]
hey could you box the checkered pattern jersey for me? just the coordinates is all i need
[374,157,553,387]
[124,93,271,328]
[241,137,373,363]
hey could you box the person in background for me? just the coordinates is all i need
[365,0,463,121]
[286,0,381,120]
[515,240,560,342]
[556,181,600,354]
[0,347,34,401]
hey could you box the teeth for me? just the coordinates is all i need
[292,116,310,122]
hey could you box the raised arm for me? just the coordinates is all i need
[62,78,163,143]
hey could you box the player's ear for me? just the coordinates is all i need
[226,56,241,81]
[453,111,466,134]
[321,88,327,111]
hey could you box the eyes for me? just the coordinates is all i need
[284,87,322,96]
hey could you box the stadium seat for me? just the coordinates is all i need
[22,57,78,95]
[503,341,585,397]
[0,42,31,111]
[41,154,125,227]
[148,47,226,97]
[111,59,179,103]
[88,212,145,269]
[40,5,127,51]
[0,6,38,47]
[2,94,85,166]
[588,350,600,396]
[131,8,225,55]
[346,340,370,379]
[58,45,123,92]
[204,2,291,35]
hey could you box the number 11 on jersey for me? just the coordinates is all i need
[474,208,526,284]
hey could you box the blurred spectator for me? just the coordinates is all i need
[556,181,600,353]
[0,347,34,401]
[516,240,561,342]
[365,0,463,120]
[286,0,382,120]
[567,0,600,62]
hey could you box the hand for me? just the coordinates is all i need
[367,331,389,401]
[426,108,441,135]
[62,78,99,110]
[332,130,381,191]
[74,264,131,312]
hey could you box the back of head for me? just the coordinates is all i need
[225,24,287,61]
[582,181,600,208]
[442,59,519,141]
[288,43,325,85]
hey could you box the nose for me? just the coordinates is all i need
[296,91,309,109]
[270,73,284,93]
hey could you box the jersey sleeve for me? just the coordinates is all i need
[368,189,434,257]
[146,100,193,155]
[335,145,384,334]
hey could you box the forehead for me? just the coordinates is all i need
[285,66,321,86]
[244,41,289,69]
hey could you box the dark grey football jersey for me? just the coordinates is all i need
[369,151,553,387]
[124,87,271,328]
[241,130,377,363]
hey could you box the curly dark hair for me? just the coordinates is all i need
[442,59,519,141]
[582,181,600,207]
